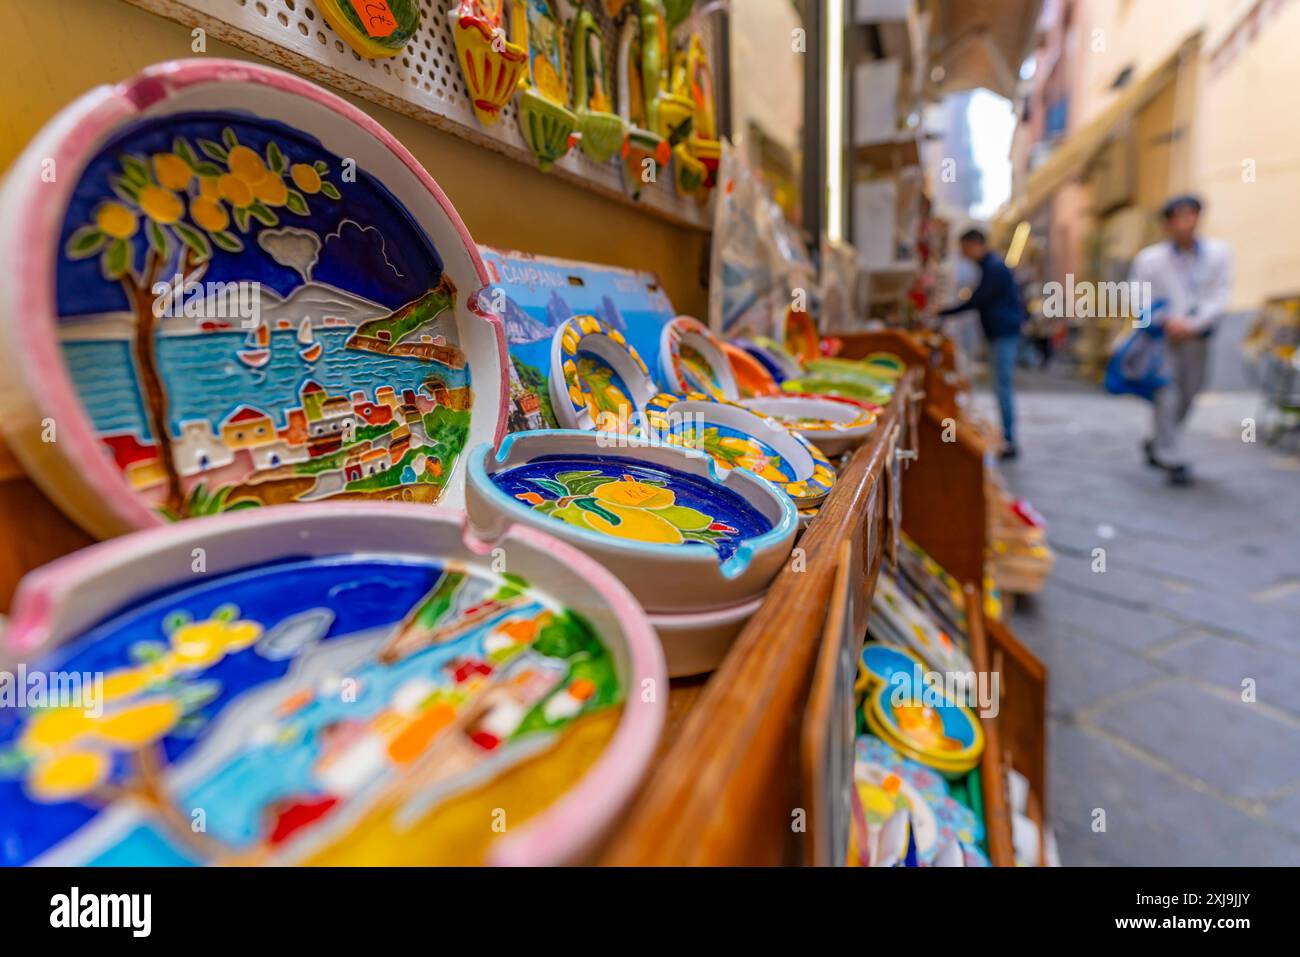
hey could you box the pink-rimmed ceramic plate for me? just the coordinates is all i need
[1,503,664,866]
[0,59,508,538]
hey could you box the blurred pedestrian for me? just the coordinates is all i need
[1129,195,1234,486]
[938,228,1027,460]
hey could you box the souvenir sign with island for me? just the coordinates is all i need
[0,505,665,866]
[476,247,677,433]
[0,60,507,538]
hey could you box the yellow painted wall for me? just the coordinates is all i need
[0,0,710,317]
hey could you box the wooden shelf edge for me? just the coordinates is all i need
[964,585,1016,867]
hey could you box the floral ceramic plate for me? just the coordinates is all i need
[641,392,838,508]
[0,59,508,538]
[465,429,798,616]
[738,393,877,458]
[740,336,803,383]
[659,315,739,400]
[857,643,984,778]
[0,503,664,866]
[870,574,974,689]
[549,314,658,434]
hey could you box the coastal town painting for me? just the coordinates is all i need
[476,247,677,432]
[56,111,474,520]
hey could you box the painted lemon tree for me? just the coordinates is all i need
[57,113,473,523]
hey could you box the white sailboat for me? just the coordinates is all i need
[236,321,271,369]
[297,318,322,363]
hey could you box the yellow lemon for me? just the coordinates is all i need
[92,698,182,747]
[217,173,254,208]
[252,173,288,207]
[290,162,322,194]
[216,621,261,652]
[152,152,192,190]
[28,750,110,802]
[593,479,674,510]
[100,668,152,704]
[138,185,183,224]
[227,145,268,184]
[583,503,683,545]
[21,708,91,752]
[190,196,229,233]
[197,176,221,202]
[94,201,137,239]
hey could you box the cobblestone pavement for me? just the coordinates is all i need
[977,372,1300,865]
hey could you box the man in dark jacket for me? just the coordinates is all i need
[938,228,1027,460]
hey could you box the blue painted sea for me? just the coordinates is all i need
[62,328,471,437]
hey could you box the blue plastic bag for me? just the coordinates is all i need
[1104,300,1169,401]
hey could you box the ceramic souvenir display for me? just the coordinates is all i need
[648,592,763,678]
[659,315,738,400]
[721,341,780,397]
[0,60,508,538]
[641,0,695,144]
[783,370,894,405]
[857,643,984,778]
[0,503,665,866]
[571,6,627,163]
[616,8,671,199]
[804,356,901,394]
[550,315,659,433]
[739,393,877,458]
[317,0,421,58]
[450,0,529,127]
[854,735,985,866]
[477,247,678,431]
[870,574,974,690]
[748,335,806,380]
[513,0,577,171]
[465,429,798,615]
[642,392,837,508]
[781,305,820,364]
[675,31,722,189]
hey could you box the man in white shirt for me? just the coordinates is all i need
[1128,195,1234,486]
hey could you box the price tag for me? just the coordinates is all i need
[348,0,399,38]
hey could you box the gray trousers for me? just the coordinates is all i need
[1152,336,1210,464]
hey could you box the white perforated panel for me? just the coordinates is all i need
[123,0,719,229]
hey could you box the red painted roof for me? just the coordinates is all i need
[102,433,156,469]
[300,380,325,395]
[224,405,271,424]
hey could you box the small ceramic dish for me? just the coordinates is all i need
[317,0,421,58]
[857,643,984,778]
[870,575,975,691]
[549,315,658,434]
[641,392,837,508]
[648,592,765,678]
[739,393,877,457]
[741,336,804,382]
[464,430,798,614]
[659,316,738,400]
[720,342,780,397]
[0,59,509,537]
[782,375,894,406]
[0,503,665,867]
[804,357,901,392]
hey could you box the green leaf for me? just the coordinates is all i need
[222,127,238,149]
[213,604,239,621]
[232,206,251,233]
[247,202,278,227]
[162,611,191,635]
[146,219,170,258]
[313,160,328,174]
[527,478,569,498]
[65,226,106,260]
[574,497,620,525]
[210,230,244,253]
[0,748,31,778]
[194,161,223,177]
[173,137,200,169]
[109,175,141,204]
[285,189,308,216]
[121,154,150,185]
[198,139,229,163]
[102,237,132,280]
[266,141,286,174]
[173,221,213,262]
[319,181,341,201]
[128,639,169,663]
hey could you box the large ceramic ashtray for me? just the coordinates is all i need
[739,393,877,458]
[857,643,983,779]
[649,593,764,678]
[0,503,664,867]
[659,316,738,400]
[641,392,837,508]
[550,315,657,434]
[465,430,797,614]
[0,59,508,538]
